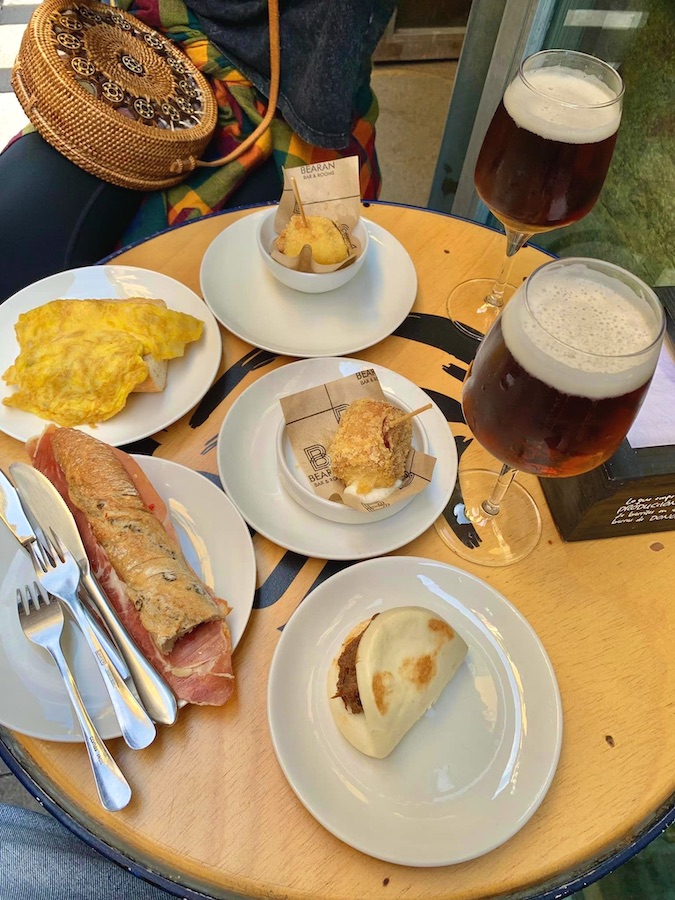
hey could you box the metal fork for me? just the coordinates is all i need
[17,585,131,812]
[28,533,156,751]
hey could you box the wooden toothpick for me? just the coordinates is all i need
[386,403,432,429]
[290,176,308,226]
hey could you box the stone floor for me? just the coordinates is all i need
[372,59,457,207]
[0,755,43,812]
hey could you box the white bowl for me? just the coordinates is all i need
[256,208,370,294]
[276,392,430,524]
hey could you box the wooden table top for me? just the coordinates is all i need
[1,203,674,900]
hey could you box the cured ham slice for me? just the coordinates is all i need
[30,427,234,706]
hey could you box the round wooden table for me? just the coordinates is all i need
[1,203,673,900]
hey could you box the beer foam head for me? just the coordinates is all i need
[501,262,663,400]
[504,65,622,144]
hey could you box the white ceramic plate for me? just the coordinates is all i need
[0,456,256,741]
[216,358,458,560]
[200,209,418,357]
[268,557,562,866]
[0,266,222,446]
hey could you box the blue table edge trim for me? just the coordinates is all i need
[96,198,557,267]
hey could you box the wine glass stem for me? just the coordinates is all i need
[481,464,517,516]
[485,229,532,308]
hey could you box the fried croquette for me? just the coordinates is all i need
[330,399,412,495]
[276,214,350,265]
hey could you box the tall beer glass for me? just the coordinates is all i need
[436,257,665,567]
[448,50,624,339]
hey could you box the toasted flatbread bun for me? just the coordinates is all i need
[328,606,468,758]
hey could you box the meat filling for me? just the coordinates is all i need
[333,615,378,714]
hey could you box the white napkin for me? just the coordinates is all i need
[628,338,675,448]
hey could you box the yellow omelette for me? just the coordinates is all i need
[3,299,204,426]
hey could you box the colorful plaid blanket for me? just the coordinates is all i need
[111,0,382,245]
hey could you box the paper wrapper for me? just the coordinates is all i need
[279,369,436,513]
[270,156,363,274]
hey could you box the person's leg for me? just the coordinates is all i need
[0,133,143,302]
[0,804,172,900]
[224,153,282,208]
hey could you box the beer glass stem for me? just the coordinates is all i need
[482,464,517,517]
[485,229,531,308]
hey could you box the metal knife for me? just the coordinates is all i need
[0,468,129,679]
[9,464,178,726]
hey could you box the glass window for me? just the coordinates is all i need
[431,0,675,287]
[532,0,675,286]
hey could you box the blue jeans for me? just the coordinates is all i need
[0,804,171,899]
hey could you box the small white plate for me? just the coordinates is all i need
[0,457,256,741]
[216,358,458,560]
[268,557,562,866]
[0,265,222,447]
[200,209,418,358]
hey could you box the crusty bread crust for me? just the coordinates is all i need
[51,428,227,654]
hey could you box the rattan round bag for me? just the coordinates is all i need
[12,0,219,190]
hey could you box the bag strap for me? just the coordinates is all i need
[171,0,280,175]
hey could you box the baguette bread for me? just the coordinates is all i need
[30,426,234,705]
[50,427,229,654]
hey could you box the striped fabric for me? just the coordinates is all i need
[113,0,383,244]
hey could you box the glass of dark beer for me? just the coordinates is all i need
[448,49,624,339]
[436,257,665,566]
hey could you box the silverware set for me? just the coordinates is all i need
[0,466,179,812]
[17,584,132,812]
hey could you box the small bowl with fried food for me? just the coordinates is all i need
[276,392,429,524]
[256,208,369,294]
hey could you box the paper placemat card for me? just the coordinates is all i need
[277,156,361,228]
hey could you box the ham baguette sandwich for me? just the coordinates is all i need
[329,607,468,758]
[29,427,234,706]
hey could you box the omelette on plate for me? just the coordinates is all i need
[2,298,203,426]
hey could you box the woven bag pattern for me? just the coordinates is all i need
[12,0,218,189]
